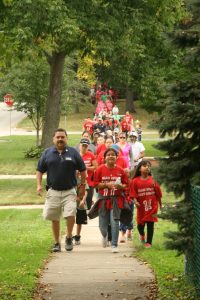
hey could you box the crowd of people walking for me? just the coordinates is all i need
[36,85,162,254]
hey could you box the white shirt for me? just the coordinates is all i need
[112,106,119,115]
[129,141,145,167]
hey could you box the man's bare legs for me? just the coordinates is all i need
[51,220,61,252]
[66,216,75,237]
[65,216,75,251]
[52,220,60,243]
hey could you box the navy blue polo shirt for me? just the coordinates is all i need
[37,146,86,190]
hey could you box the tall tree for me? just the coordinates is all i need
[1,0,185,146]
[1,0,79,147]
[152,0,200,254]
[93,0,186,113]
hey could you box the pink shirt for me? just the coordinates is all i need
[117,142,131,168]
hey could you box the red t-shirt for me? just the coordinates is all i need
[97,150,128,169]
[124,114,133,124]
[93,164,128,209]
[129,176,162,224]
[121,120,131,132]
[96,144,106,156]
[116,156,128,169]
[96,90,102,101]
[81,151,96,186]
[83,120,94,135]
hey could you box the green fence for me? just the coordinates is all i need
[185,185,200,293]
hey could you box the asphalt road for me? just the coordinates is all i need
[0,102,26,136]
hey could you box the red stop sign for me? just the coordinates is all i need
[4,94,14,106]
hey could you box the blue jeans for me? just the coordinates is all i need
[119,202,134,233]
[99,209,120,247]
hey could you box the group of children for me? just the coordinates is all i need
[73,94,162,253]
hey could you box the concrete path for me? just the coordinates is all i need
[37,218,155,300]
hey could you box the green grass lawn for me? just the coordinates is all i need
[0,178,175,206]
[0,179,44,205]
[0,135,165,174]
[133,219,199,299]
[0,209,52,300]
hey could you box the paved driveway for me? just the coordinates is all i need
[0,102,26,136]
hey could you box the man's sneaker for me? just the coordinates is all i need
[111,246,119,253]
[65,237,73,251]
[139,235,145,244]
[102,236,107,248]
[144,243,152,249]
[73,235,81,245]
[52,243,61,252]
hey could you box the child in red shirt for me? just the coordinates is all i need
[130,160,162,248]
[93,148,128,253]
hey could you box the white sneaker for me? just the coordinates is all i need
[102,236,107,248]
[111,246,119,253]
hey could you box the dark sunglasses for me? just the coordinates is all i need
[119,136,126,139]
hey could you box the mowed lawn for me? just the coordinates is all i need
[0,135,165,175]
[0,178,176,206]
[0,209,52,300]
[133,219,198,300]
[0,179,44,205]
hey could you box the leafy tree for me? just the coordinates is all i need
[0,0,80,147]
[1,0,138,146]
[152,0,200,255]
[93,0,186,113]
[62,56,92,117]
[0,0,186,146]
[0,54,49,146]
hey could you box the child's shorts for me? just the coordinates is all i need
[76,209,88,225]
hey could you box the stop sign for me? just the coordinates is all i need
[4,94,14,107]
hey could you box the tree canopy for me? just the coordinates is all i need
[0,0,186,147]
[152,0,200,255]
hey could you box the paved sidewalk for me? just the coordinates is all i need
[37,218,155,300]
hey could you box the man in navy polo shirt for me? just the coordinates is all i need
[36,128,86,252]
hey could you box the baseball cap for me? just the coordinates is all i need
[80,138,90,145]
[111,144,120,153]
[114,128,119,133]
[129,131,138,138]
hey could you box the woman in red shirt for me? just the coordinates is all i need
[93,148,128,253]
[130,160,162,248]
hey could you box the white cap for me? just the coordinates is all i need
[129,131,138,138]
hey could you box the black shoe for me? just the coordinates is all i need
[52,243,61,252]
[73,235,81,245]
[65,237,73,251]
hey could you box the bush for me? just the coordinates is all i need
[24,146,44,159]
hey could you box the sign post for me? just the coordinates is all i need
[4,94,14,136]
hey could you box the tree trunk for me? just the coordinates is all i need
[41,52,65,148]
[74,89,79,113]
[36,108,40,147]
[125,87,136,113]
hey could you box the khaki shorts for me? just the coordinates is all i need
[43,188,77,221]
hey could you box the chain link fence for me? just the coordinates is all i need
[185,185,200,294]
